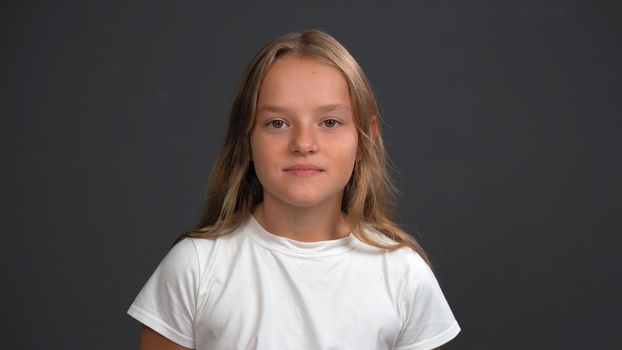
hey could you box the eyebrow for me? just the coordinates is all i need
[256,103,350,114]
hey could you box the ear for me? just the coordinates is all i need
[369,115,378,142]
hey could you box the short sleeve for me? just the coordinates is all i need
[395,253,460,350]
[127,238,199,348]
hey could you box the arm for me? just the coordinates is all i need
[128,239,200,349]
[394,252,460,350]
[139,326,194,350]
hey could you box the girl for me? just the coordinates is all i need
[128,29,460,350]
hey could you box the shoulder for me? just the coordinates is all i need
[359,226,433,276]
[175,222,251,275]
[385,246,437,297]
[392,246,434,280]
[353,226,437,292]
[188,221,249,256]
[144,238,203,290]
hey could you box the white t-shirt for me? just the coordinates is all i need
[128,214,460,349]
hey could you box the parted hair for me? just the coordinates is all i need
[177,29,430,265]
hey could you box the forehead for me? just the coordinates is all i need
[257,55,352,111]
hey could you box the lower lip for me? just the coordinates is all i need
[285,169,323,177]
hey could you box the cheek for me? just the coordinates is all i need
[333,131,359,170]
[250,138,265,166]
[250,134,279,174]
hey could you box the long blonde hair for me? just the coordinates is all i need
[178,29,430,265]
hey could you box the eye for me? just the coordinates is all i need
[267,119,287,128]
[322,119,341,128]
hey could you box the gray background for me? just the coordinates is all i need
[3,0,621,349]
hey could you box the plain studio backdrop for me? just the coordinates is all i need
[3,1,621,348]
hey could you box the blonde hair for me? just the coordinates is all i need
[178,29,430,265]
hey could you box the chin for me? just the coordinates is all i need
[275,191,336,208]
[282,197,327,208]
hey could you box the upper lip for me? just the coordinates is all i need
[283,164,324,171]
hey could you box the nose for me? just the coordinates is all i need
[289,124,319,155]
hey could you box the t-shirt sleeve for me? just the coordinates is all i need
[127,238,199,349]
[394,252,460,350]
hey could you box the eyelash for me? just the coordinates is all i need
[265,118,342,129]
[321,119,341,128]
[267,119,288,128]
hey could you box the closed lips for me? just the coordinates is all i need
[284,165,324,171]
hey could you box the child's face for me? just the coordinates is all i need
[250,55,358,210]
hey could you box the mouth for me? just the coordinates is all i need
[283,164,324,177]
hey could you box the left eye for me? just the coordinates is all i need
[322,119,340,128]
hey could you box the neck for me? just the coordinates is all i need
[252,198,351,242]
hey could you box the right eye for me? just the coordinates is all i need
[267,119,287,128]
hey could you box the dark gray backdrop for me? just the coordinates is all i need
[3,0,621,349]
